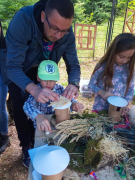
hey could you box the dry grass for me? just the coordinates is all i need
[99,135,128,161]
[54,115,115,145]
[48,95,71,110]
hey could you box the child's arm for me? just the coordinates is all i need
[35,114,51,133]
[88,64,113,100]
[23,95,52,132]
[71,102,84,112]
[97,89,113,100]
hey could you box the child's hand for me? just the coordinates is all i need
[72,102,84,112]
[35,114,51,133]
[121,106,129,116]
[98,89,113,100]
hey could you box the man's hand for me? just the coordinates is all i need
[121,106,129,116]
[35,114,51,133]
[62,84,79,100]
[72,102,84,112]
[97,89,113,100]
[26,83,59,103]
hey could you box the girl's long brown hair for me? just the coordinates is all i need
[92,33,135,95]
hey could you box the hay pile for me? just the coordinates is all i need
[48,96,70,110]
[99,135,128,161]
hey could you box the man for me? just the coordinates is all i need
[3,0,80,167]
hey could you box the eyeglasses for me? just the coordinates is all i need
[45,15,70,35]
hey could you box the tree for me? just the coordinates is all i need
[116,0,128,16]
[91,0,112,25]
[73,0,112,25]
[73,0,89,24]
[0,0,37,31]
[128,0,135,10]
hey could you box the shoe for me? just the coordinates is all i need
[0,134,10,154]
[22,145,31,168]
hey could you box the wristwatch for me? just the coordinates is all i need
[69,82,80,89]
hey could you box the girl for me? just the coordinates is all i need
[88,33,135,115]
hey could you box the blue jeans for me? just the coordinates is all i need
[0,72,8,135]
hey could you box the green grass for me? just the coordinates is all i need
[76,16,125,62]
[61,82,68,86]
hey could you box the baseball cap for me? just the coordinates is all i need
[38,60,60,81]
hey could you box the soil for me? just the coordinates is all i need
[0,123,28,180]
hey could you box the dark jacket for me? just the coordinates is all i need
[2,0,80,91]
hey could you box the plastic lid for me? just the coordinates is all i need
[107,96,128,107]
[33,145,70,176]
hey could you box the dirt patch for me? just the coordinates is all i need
[0,123,28,180]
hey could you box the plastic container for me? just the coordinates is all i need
[80,79,93,98]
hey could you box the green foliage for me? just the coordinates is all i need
[116,0,135,17]
[98,109,108,116]
[71,111,96,119]
[129,0,135,10]
[0,0,37,31]
[132,100,135,105]
[90,0,112,25]
[73,0,135,25]
[61,82,68,87]
[73,0,89,24]
[61,140,76,153]
[73,0,112,25]
[84,138,103,169]
[116,0,127,16]
[62,137,92,173]
[61,136,103,172]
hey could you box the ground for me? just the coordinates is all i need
[0,60,101,180]
[0,124,28,180]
